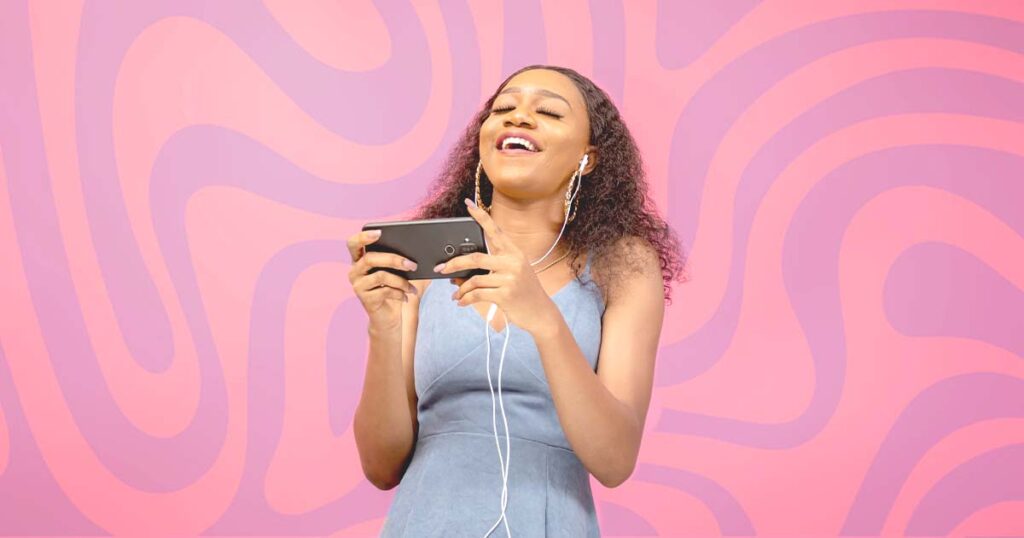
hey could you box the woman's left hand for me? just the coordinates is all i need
[434,198,559,335]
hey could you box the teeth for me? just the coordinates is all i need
[501,136,537,151]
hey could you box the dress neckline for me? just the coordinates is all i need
[462,253,591,333]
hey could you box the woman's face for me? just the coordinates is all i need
[479,69,594,202]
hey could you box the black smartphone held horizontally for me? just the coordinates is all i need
[361,217,490,281]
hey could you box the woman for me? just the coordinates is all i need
[348,65,686,536]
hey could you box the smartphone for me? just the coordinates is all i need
[361,217,490,281]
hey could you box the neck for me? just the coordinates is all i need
[486,192,568,263]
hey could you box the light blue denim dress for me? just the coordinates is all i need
[380,256,605,537]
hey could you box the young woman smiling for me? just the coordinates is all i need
[348,65,686,536]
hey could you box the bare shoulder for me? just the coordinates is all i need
[590,235,664,307]
[614,235,661,266]
[592,236,665,438]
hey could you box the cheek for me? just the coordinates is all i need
[480,126,502,153]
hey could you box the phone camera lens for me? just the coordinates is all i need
[443,244,456,256]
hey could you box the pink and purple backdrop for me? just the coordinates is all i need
[2,1,1023,535]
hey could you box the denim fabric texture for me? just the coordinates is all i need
[380,255,605,537]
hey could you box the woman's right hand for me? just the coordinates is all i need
[347,229,419,330]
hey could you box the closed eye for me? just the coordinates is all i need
[490,106,563,119]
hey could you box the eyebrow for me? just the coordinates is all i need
[498,86,572,110]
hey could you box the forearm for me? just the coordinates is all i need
[530,307,641,488]
[353,323,416,489]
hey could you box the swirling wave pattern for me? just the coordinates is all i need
[1,1,1022,535]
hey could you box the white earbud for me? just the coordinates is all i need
[579,153,589,172]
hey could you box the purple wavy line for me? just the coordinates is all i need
[78,1,432,143]
[842,373,1024,534]
[905,443,1024,535]
[589,0,626,104]
[203,240,391,533]
[659,13,1024,389]
[0,348,105,533]
[633,463,756,534]
[597,501,657,535]
[657,69,1024,389]
[0,0,481,502]
[158,10,488,532]
[666,10,1024,248]
[656,0,759,69]
[2,0,224,502]
[3,0,1022,533]
[502,0,547,74]
[652,16,1024,449]
[886,242,1024,357]
[658,145,1024,449]
[137,122,462,497]
[72,0,429,376]
[2,0,231,492]
[326,298,371,436]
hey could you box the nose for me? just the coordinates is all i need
[504,106,535,127]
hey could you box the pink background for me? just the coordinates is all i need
[2,1,1024,535]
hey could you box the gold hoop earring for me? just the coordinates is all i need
[474,161,491,212]
[564,169,580,223]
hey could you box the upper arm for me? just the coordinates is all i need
[400,279,431,439]
[594,240,665,432]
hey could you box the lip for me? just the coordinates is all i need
[496,148,540,157]
[495,131,542,152]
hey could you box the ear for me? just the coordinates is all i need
[581,146,598,176]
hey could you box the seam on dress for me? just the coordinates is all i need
[502,286,588,387]
[416,338,487,401]
[543,445,550,536]
[504,335,550,387]
[416,282,487,400]
[415,428,577,452]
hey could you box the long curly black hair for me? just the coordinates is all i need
[413,65,688,304]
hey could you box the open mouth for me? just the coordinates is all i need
[496,134,542,155]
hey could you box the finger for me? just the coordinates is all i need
[366,284,409,303]
[456,287,499,307]
[357,251,418,275]
[347,229,382,262]
[433,251,501,275]
[356,270,417,295]
[464,198,506,252]
[350,253,410,284]
[452,273,505,301]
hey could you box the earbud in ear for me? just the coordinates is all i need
[579,154,589,172]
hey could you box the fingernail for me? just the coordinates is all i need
[404,260,417,270]
[465,198,476,208]
[433,262,445,272]
[367,229,381,238]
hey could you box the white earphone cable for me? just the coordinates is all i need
[530,156,585,267]
[481,156,586,537]
[482,308,512,538]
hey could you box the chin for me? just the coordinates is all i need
[488,173,544,199]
